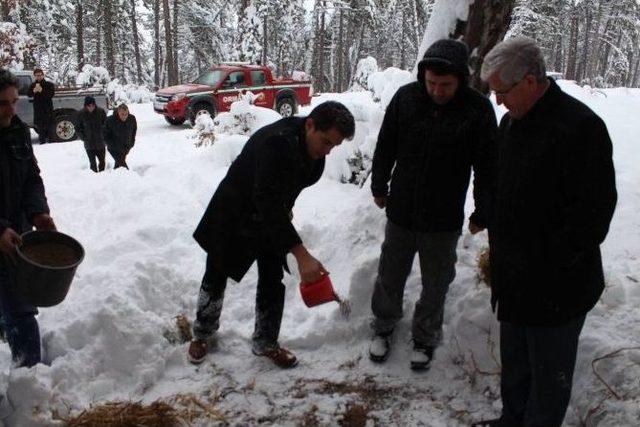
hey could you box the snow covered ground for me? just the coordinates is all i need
[1,81,638,426]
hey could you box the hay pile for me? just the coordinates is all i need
[54,393,225,427]
[60,401,178,427]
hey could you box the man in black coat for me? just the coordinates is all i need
[0,69,56,368]
[189,101,355,368]
[473,37,617,427]
[27,68,55,145]
[104,104,136,169]
[368,39,496,370]
[76,96,107,172]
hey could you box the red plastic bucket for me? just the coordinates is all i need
[299,274,337,307]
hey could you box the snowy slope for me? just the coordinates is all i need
[0,82,638,426]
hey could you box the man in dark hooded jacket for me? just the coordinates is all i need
[368,39,497,370]
[0,69,56,368]
[104,104,136,169]
[188,101,355,369]
[27,68,55,144]
[76,96,107,172]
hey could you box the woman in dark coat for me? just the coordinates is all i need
[103,104,137,169]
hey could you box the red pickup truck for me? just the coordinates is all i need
[153,63,313,125]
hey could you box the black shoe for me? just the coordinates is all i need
[471,418,505,427]
[368,334,391,362]
[410,343,434,371]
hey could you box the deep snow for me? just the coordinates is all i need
[0,82,638,426]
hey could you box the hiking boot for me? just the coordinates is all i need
[369,334,391,363]
[253,346,298,369]
[187,339,208,364]
[410,343,434,371]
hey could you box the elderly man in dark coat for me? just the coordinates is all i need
[472,37,617,427]
[27,68,55,144]
[188,101,355,369]
[76,96,107,172]
[104,104,137,169]
[0,69,56,368]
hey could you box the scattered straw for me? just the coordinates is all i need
[175,314,193,343]
[477,248,491,286]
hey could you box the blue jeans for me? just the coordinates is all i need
[0,263,41,367]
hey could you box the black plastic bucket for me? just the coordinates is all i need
[14,230,84,307]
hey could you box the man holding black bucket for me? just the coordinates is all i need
[0,69,56,368]
[189,101,355,368]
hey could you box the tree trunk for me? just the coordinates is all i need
[318,2,326,92]
[565,14,579,80]
[154,0,161,89]
[163,0,177,85]
[631,57,640,87]
[76,0,84,71]
[1,2,10,20]
[130,0,143,84]
[454,0,516,93]
[172,0,179,82]
[400,7,407,70]
[104,0,116,77]
[337,9,344,92]
[576,7,592,83]
[262,15,268,66]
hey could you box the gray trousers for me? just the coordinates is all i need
[371,221,459,346]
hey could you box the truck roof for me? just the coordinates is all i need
[212,63,268,71]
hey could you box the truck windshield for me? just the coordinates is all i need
[193,70,224,86]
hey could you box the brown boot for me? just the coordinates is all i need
[254,346,298,369]
[188,339,208,364]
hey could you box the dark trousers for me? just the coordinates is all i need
[86,148,106,172]
[108,150,129,169]
[35,123,51,144]
[371,221,460,346]
[0,264,41,367]
[499,315,586,427]
[193,250,286,353]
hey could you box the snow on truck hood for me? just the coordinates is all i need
[156,83,213,96]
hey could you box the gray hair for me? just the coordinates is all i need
[480,37,547,85]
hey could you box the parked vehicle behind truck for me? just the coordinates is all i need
[153,63,313,126]
[14,70,109,142]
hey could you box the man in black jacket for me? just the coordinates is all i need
[0,69,56,368]
[76,96,107,172]
[472,37,617,427]
[27,68,55,145]
[104,104,136,169]
[368,39,496,370]
[189,101,355,368]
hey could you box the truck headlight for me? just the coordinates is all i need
[172,93,186,101]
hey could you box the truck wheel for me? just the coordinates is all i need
[51,114,76,142]
[276,98,296,117]
[190,103,215,126]
[165,116,186,126]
